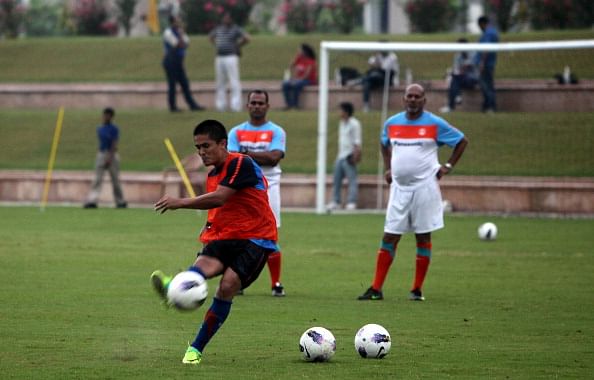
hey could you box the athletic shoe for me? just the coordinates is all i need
[271,282,285,297]
[326,202,339,211]
[345,202,357,211]
[439,106,451,114]
[182,346,202,365]
[357,287,383,300]
[83,202,97,209]
[150,270,172,301]
[409,288,425,301]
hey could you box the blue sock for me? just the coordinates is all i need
[192,297,232,352]
[188,265,207,279]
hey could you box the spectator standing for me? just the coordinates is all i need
[327,102,362,211]
[83,108,127,209]
[281,44,317,110]
[362,50,399,112]
[475,15,499,113]
[357,84,468,302]
[151,119,278,365]
[162,15,204,112]
[209,12,250,112]
[439,38,478,113]
[228,90,287,296]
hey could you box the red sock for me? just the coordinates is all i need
[267,251,282,286]
[372,248,394,291]
[412,242,432,291]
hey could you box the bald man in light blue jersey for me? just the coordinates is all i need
[358,83,468,302]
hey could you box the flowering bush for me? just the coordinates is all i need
[405,0,456,33]
[281,0,322,34]
[0,0,26,38]
[181,0,255,34]
[486,0,515,32]
[528,0,594,30]
[24,0,64,37]
[71,0,116,35]
[116,0,137,36]
[330,0,362,34]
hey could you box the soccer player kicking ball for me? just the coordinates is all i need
[358,83,468,302]
[151,119,278,364]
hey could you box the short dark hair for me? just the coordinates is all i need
[103,107,115,116]
[247,89,269,104]
[340,102,354,117]
[478,16,489,25]
[301,43,316,60]
[193,119,228,143]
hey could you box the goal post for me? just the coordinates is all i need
[315,39,594,214]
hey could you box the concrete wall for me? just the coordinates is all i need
[2,170,593,215]
[1,80,593,113]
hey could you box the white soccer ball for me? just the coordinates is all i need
[354,324,392,359]
[478,222,498,241]
[166,271,208,311]
[299,327,336,362]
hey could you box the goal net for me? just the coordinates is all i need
[315,39,594,214]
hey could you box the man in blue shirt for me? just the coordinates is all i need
[83,108,127,209]
[162,15,204,112]
[475,15,499,113]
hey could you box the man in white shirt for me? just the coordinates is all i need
[327,102,362,211]
[362,50,399,112]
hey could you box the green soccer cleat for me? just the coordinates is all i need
[150,270,172,301]
[182,346,202,365]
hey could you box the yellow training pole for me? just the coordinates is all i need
[164,138,196,198]
[40,106,65,211]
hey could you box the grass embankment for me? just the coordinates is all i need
[1,109,593,177]
[0,30,593,82]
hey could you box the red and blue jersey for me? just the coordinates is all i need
[381,111,464,190]
[200,152,278,248]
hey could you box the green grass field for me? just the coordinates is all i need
[1,31,593,82]
[0,206,593,379]
[1,109,593,177]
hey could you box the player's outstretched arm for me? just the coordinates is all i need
[154,186,237,214]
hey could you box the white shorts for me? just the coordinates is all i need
[267,178,281,228]
[384,178,444,235]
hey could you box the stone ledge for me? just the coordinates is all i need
[1,170,593,215]
[1,80,593,112]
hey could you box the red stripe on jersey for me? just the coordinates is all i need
[228,155,243,184]
[387,125,437,139]
[236,130,273,143]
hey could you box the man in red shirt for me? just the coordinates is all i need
[151,119,278,365]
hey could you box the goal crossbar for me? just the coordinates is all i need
[315,39,594,214]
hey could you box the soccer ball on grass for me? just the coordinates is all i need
[299,327,336,362]
[166,271,208,310]
[478,222,498,241]
[354,324,392,359]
